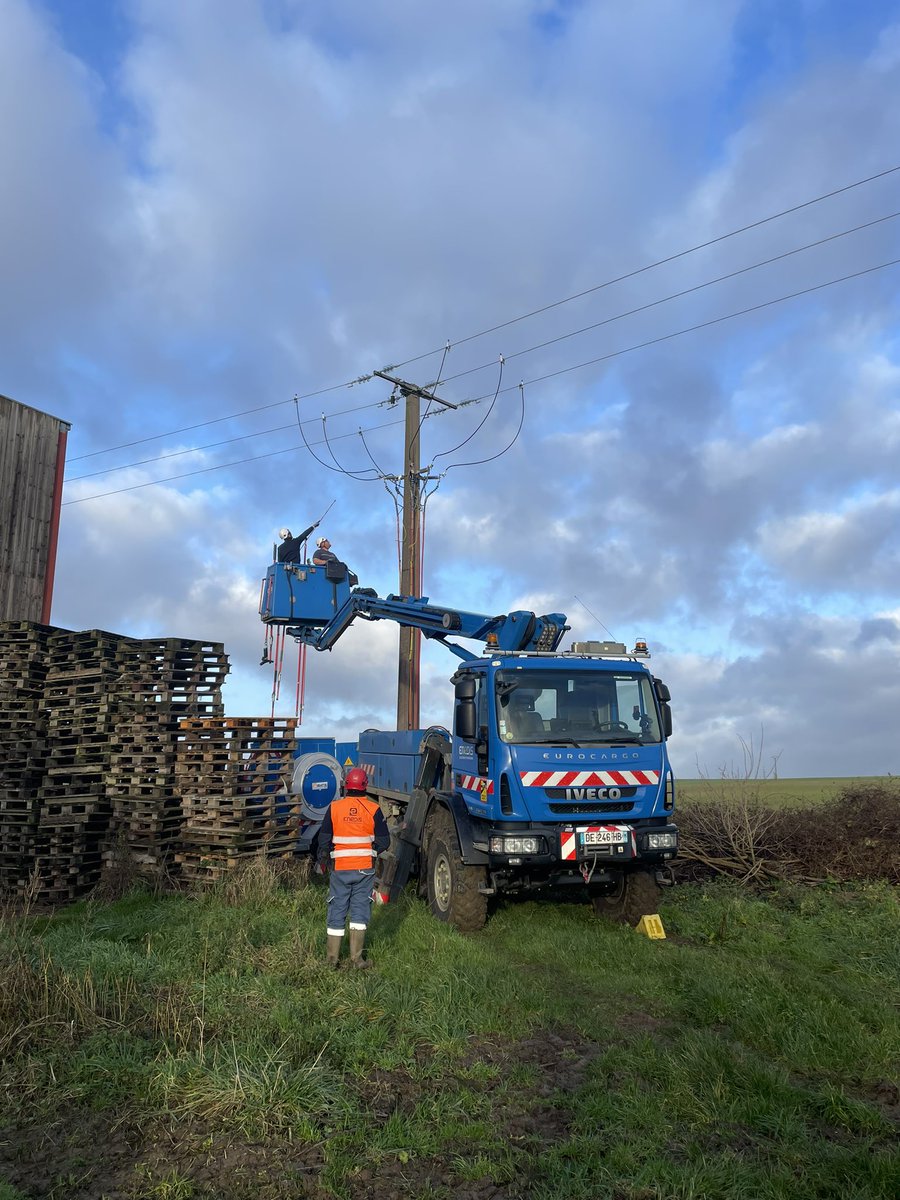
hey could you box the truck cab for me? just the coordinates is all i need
[443,645,677,923]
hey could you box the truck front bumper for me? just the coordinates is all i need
[472,821,678,868]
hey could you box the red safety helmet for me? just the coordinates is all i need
[344,767,369,793]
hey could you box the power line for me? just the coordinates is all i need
[444,381,526,472]
[388,162,900,369]
[297,400,379,480]
[67,376,374,462]
[456,255,900,404]
[65,394,382,482]
[67,162,900,463]
[63,209,900,485]
[61,253,900,506]
[434,209,900,388]
[62,415,408,505]
[433,356,505,464]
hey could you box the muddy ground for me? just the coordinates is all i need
[0,1029,604,1200]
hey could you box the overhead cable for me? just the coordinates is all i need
[68,375,373,462]
[389,162,900,369]
[444,382,526,472]
[448,255,900,406]
[434,208,900,387]
[319,408,382,481]
[64,209,899,485]
[62,254,900,506]
[433,356,505,464]
[62,415,408,506]
[68,162,900,462]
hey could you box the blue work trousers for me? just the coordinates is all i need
[327,867,376,934]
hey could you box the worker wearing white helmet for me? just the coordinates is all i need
[312,536,336,565]
[313,536,359,586]
[277,521,318,563]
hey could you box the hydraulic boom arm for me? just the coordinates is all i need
[259,562,568,661]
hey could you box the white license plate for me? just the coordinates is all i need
[582,829,628,846]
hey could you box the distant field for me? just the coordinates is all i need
[677,776,894,808]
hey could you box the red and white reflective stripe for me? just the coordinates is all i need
[457,773,495,794]
[358,761,375,779]
[560,830,577,860]
[520,769,659,787]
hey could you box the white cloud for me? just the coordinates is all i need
[4,0,900,776]
[756,490,900,586]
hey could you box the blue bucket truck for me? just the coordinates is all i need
[260,558,677,930]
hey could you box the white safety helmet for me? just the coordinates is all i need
[316,536,328,547]
[279,527,291,540]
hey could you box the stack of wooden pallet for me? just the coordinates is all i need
[0,620,232,902]
[33,629,126,900]
[0,622,51,893]
[104,638,230,882]
[0,619,313,900]
[175,717,301,882]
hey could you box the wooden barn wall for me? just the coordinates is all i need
[0,395,63,622]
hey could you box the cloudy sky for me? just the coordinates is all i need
[3,0,899,779]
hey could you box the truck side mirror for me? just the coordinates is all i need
[456,699,477,740]
[454,677,476,701]
[660,702,672,739]
[653,677,671,703]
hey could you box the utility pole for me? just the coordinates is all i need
[374,371,457,731]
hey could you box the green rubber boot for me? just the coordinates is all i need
[326,934,343,969]
[349,928,372,970]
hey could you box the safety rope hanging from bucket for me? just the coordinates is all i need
[295,640,307,724]
[270,625,285,719]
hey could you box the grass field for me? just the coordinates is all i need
[676,776,894,808]
[1,867,898,1200]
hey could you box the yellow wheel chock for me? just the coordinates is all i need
[635,913,666,939]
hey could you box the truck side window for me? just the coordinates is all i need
[475,675,488,736]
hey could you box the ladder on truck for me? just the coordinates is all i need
[376,729,451,903]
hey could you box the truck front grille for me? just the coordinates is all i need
[548,802,635,814]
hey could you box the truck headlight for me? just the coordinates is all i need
[490,836,542,855]
[645,832,677,850]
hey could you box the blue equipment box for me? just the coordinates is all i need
[293,736,357,766]
[358,727,449,794]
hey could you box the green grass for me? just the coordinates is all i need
[1,870,898,1199]
[677,776,894,807]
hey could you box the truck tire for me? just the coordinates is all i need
[591,869,661,927]
[425,811,488,932]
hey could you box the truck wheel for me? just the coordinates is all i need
[425,812,488,932]
[591,869,661,927]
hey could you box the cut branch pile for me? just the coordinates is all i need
[676,781,900,885]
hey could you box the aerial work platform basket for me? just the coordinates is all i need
[259,562,352,630]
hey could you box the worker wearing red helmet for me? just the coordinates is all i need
[317,766,390,969]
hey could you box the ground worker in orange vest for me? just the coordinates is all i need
[317,766,390,969]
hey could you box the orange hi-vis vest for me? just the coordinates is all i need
[330,794,381,870]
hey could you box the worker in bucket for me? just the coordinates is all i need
[312,535,336,565]
[313,536,359,586]
[277,521,319,564]
[317,767,390,969]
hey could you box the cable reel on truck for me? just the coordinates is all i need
[291,752,343,840]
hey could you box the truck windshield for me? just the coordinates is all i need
[495,670,662,744]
